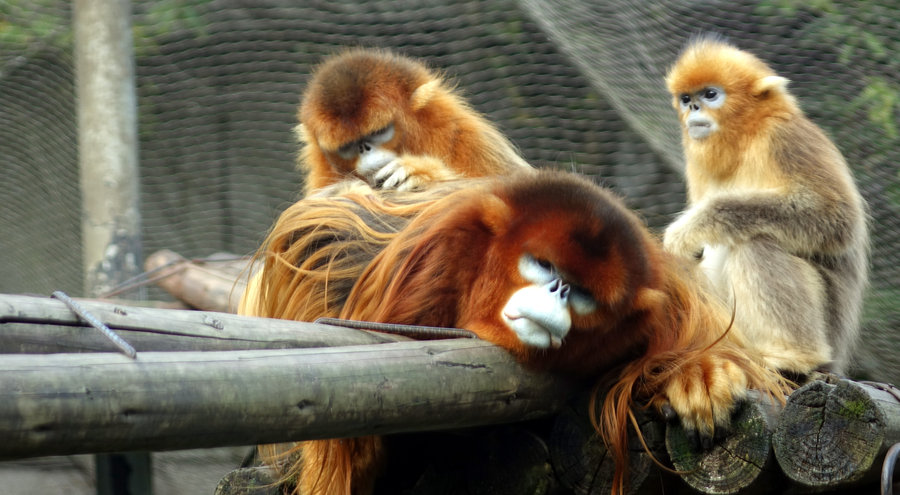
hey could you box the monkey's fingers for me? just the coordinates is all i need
[661,354,748,449]
[372,160,415,190]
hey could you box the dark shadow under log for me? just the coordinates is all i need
[549,394,667,495]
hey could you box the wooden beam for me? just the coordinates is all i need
[0,340,574,460]
[0,293,406,354]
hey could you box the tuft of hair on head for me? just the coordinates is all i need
[665,33,795,112]
[300,47,435,149]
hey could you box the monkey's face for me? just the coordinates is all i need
[676,86,726,140]
[327,123,400,181]
[478,198,654,355]
[499,252,598,349]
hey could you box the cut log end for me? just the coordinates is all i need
[773,379,887,487]
[666,398,775,494]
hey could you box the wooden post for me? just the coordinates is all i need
[73,0,148,492]
[73,0,142,299]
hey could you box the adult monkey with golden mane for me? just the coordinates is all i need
[243,171,787,495]
[296,48,531,194]
[664,36,868,376]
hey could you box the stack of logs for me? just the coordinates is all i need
[0,250,895,494]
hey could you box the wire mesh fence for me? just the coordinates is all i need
[1,0,897,384]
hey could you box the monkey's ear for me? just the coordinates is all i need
[478,194,513,236]
[751,75,789,97]
[294,124,309,143]
[410,80,441,111]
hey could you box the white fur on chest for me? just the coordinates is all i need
[700,244,730,290]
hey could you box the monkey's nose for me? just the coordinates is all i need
[546,279,570,303]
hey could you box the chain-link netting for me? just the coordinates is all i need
[1,0,897,384]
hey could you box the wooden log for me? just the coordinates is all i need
[0,339,574,460]
[772,379,900,489]
[143,249,251,313]
[666,394,783,494]
[0,293,406,354]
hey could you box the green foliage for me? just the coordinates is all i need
[0,1,212,65]
[852,77,899,140]
[133,0,211,56]
[0,1,71,67]
[755,1,900,210]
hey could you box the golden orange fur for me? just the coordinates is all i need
[297,48,531,194]
[664,36,868,374]
[241,170,787,495]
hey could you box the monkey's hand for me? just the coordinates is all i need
[663,207,707,259]
[372,155,459,191]
[658,351,749,448]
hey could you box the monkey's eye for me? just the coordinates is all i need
[518,254,557,285]
[336,142,359,160]
[568,286,597,316]
[679,94,691,106]
[699,86,726,109]
[367,123,395,144]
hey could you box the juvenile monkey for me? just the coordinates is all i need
[297,48,532,194]
[663,36,868,375]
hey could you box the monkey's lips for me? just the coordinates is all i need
[502,309,569,350]
[686,117,717,139]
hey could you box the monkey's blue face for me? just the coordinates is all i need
[678,86,726,140]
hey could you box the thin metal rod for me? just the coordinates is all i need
[314,317,478,340]
[51,291,137,359]
[883,442,900,495]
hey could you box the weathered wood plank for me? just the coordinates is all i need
[0,294,406,353]
[0,340,574,460]
[772,378,900,489]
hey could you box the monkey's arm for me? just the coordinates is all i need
[663,187,857,258]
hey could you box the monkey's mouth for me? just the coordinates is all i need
[687,123,714,139]
[502,311,567,350]
[685,116,716,139]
